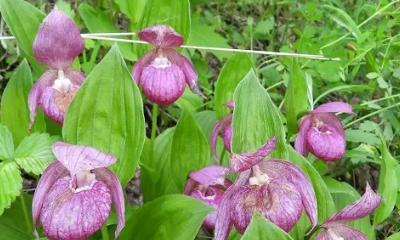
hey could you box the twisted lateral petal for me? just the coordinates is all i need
[40,86,75,124]
[189,165,229,186]
[313,102,353,114]
[306,113,346,161]
[215,170,251,240]
[132,50,157,84]
[166,49,200,94]
[316,223,367,240]
[211,115,232,160]
[259,160,318,228]
[140,59,186,105]
[230,137,277,172]
[52,142,116,175]
[325,184,381,224]
[231,182,302,233]
[138,25,184,48]
[40,176,112,240]
[32,161,68,229]
[28,70,57,129]
[95,168,125,237]
[33,7,84,69]
[295,116,312,156]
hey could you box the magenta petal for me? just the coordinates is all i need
[139,59,186,106]
[316,224,367,240]
[32,161,68,229]
[40,87,66,124]
[138,25,184,48]
[313,102,353,114]
[166,50,199,93]
[211,115,232,160]
[95,168,125,238]
[28,70,57,129]
[306,113,346,161]
[222,125,232,151]
[33,7,84,69]
[259,160,318,228]
[215,170,251,240]
[325,183,381,224]
[230,137,277,172]
[132,50,157,84]
[52,142,116,175]
[40,176,112,240]
[64,68,85,85]
[295,116,311,156]
[190,187,224,230]
[189,165,229,186]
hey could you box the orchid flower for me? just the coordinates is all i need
[132,25,200,106]
[28,7,85,128]
[211,102,235,160]
[184,166,232,230]
[316,184,381,240]
[32,142,125,240]
[215,137,318,240]
[295,102,353,161]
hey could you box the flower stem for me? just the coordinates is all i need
[20,194,32,235]
[150,104,159,148]
[101,225,109,240]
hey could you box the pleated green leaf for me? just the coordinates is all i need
[241,214,294,240]
[0,60,45,145]
[119,194,212,240]
[14,133,54,175]
[0,161,22,215]
[0,124,14,160]
[63,46,145,186]
[214,54,253,118]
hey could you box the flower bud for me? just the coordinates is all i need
[295,102,353,161]
[32,142,125,240]
[133,25,200,106]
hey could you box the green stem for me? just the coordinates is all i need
[20,194,32,235]
[359,93,400,107]
[101,225,109,240]
[345,102,400,128]
[150,104,159,148]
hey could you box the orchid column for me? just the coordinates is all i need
[28,7,85,128]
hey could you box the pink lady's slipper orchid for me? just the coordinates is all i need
[32,142,125,240]
[316,184,381,240]
[295,102,353,162]
[29,7,85,128]
[132,25,200,106]
[211,102,235,160]
[184,165,232,230]
[215,137,318,240]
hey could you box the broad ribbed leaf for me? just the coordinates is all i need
[170,111,210,190]
[0,161,22,215]
[0,0,44,71]
[0,60,45,145]
[241,214,294,240]
[0,124,14,160]
[119,194,212,240]
[136,0,191,56]
[14,133,54,175]
[78,3,135,61]
[214,54,253,118]
[0,194,33,239]
[63,46,145,186]
[114,0,146,22]
[232,70,335,230]
[324,177,375,239]
[285,60,309,136]
[374,130,398,225]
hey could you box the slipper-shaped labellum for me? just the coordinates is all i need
[184,165,231,230]
[32,142,125,240]
[316,184,381,240]
[132,25,200,106]
[215,138,318,240]
[211,102,235,160]
[28,7,85,128]
[295,102,353,161]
